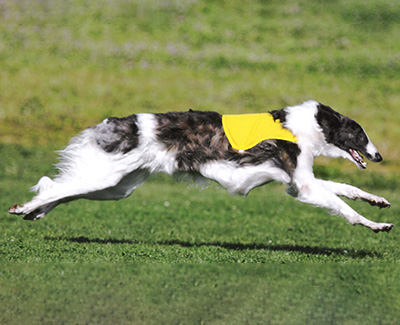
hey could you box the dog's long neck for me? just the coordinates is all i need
[279,101,327,182]
[281,101,326,158]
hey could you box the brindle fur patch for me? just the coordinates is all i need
[155,110,229,171]
[230,140,300,177]
[95,115,139,154]
[270,108,288,123]
[156,110,300,176]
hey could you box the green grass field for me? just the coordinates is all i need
[1,0,400,323]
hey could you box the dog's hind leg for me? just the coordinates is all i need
[8,169,150,220]
[81,169,150,201]
[295,181,394,232]
[319,180,391,208]
[10,201,63,221]
[8,176,59,219]
[8,185,76,220]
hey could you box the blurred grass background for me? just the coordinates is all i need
[1,0,400,323]
[1,0,400,163]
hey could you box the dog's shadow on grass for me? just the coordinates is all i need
[158,239,382,259]
[45,236,381,259]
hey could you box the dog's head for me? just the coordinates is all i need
[315,103,382,169]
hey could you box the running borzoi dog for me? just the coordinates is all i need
[8,100,394,232]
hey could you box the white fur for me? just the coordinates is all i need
[9,101,393,232]
[200,160,291,196]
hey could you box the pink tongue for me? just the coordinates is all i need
[350,149,359,160]
[350,149,366,167]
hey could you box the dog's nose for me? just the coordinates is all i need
[374,152,383,162]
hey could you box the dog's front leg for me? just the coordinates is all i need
[295,182,394,232]
[319,180,391,208]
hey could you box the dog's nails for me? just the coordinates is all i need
[387,224,395,231]
[372,223,394,233]
[376,200,391,209]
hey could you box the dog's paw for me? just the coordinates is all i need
[8,205,46,221]
[8,204,25,215]
[364,197,391,209]
[371,223,394,233]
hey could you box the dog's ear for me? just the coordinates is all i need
[316,103,344,142]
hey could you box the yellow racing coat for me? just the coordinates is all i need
[222,113,297,151]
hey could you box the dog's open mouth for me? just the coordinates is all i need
[349,149,367,169]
